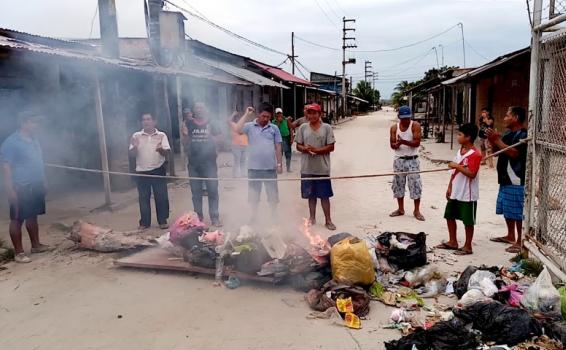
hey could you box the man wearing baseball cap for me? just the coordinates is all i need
[389,106,425,221]
[273,107,293,172]
[296,103,336,230]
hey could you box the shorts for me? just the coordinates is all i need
[301,174,333,199]
[9,183,46,221]
[496,185,525,221]
[248,169,279,204]
[392,158,422,199]
[444,200,477,226]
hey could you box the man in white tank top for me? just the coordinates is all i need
[389,106,425,221]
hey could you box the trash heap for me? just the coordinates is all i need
[385,260,566,350]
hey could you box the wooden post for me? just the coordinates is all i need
[176,76,186,170]
[94,73,112,206]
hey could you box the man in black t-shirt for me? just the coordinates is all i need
[183,102,223,226]
[486,106,528,254]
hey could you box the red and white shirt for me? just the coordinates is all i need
[449,147,482,202]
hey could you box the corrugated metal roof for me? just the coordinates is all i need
[249,60,312,86]
[0,34,249,85]
[348,95,368,103]
[307,86,337,95]
[442,48,530,85]
[197,57,288,89]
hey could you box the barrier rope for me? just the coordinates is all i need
[44,138,530,182]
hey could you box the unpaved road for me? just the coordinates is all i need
[0,109,514,350]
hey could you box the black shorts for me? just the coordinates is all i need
[9,183,46,221]
[301,174,333,199]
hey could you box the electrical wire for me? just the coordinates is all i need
[295,35,341,51]
[354,24,460,52]
[295,64,308,79]
[275,57,290,67]
[88,4,98,39]
[164,0,288,56]
[331,0,347,16]
[296,59,312,74]
[465,40,490,61]
[322,0,341,19]
[177,0,209,20]
[295,23,461,53]
[314,0,340,28]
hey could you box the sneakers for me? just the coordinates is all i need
[159,223,169,230]
[31,244,54,254]
[14,253,31,263]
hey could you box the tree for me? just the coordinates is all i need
[353,80,381,111]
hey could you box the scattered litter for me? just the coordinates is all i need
[513,335,563,350]
[225,276,241,289]
[331,237,375,286]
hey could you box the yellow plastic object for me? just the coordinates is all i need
[331,237,375,286]
[344,312,361,329]
[336,297,354,313]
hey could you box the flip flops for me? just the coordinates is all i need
[490,237,514,244]
[435,241,459,251]
[413,212,426,221]
[325,222,337,231]
[454,248,473,256]
[389,210,405,217]
[505,245,522,254]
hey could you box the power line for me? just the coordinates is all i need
[275,57,290,67]
[322,0,341,19]
[88,4,98,39]
[296,59,312,74]
[465,40,489,61]
[295,64,308,79]
[177,0,209,20]
[314,0,340,28]
[164,0,287,56]
[331,0,348,15]
[294,23,461,53]
[295,35,341,51]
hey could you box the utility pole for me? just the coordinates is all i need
[459,22,466,67]
[364,60,372,82]
[438,44,444,67]
[342,17,357,118]
[432,46,439,69]
[290,32,299,118]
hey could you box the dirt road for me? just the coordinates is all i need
[0,109,514,350]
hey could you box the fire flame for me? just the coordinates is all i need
[300,218,328,248]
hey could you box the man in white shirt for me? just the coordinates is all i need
[129,113,171,230]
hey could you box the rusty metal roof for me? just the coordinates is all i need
[0,33,249,85]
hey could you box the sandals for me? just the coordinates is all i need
[389,210,405,217]
[435,241,459,251]
[490,236,514,244]
[325,222,337,231]
[413,212,426,221]
[505,245,522,254]
[454,248,473,256]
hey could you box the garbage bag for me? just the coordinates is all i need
[384,317,480,350]
[454,301,542,346]
[377,232,427,270]
[521,267,562,319]
[169,212,205,245]
[330,237,375,286]
[478,278,499,298]
[233,242,272,274]
[329,285,371,317]
[545,320,566,345]
[467,270,496,292]
[454,265,499,298]
[457,289,489,308]
[404,265,441,286]
[305,289,336,312]
[328,232,353,247]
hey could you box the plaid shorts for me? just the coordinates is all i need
[496,185,525,221]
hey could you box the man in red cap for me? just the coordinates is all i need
[296,103,337,230]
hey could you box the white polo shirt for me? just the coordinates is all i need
[129,129,171,172]
[449,147,482,202]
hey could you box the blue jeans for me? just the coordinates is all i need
[188,159,219,221]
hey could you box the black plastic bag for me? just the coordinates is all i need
[454,301,542,346]
[385,318,480,350]
[327,232,353,247]
[544,321,566,344]
[377,232,427,270]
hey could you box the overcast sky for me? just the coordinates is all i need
[0,0,531,97]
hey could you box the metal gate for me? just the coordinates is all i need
[524,0,566,278]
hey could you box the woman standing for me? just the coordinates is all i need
[228,111,248,177]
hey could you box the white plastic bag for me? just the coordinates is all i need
[479,278,498,297]
[521,267,561,318]
[467,270,496,291]
[457,289,489,308]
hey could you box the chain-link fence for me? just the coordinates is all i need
[527,28,566,273]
